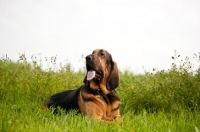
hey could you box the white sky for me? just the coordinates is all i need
[0,0,200,73]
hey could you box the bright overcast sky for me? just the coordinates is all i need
[0,0,200,73]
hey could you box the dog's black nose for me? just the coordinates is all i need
[86,55,92,60]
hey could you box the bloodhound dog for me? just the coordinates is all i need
[44,49,122,122]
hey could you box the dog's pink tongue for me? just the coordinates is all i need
[87,70,95,80]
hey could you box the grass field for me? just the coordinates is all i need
[0,53,200,132]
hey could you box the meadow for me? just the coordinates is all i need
[0,52,200,132]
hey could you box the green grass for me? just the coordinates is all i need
[0,53,200,132]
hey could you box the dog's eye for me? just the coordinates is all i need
[100,52,105,57]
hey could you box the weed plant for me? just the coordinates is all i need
[0,52,200,132]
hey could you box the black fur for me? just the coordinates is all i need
[44,87,82,113]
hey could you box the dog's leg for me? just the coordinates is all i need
[84,102,104,120]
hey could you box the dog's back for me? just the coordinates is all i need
[44,87,81,112]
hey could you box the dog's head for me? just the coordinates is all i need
[84,49,119,94]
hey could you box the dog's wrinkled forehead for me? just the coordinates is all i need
[92,49,111,61]
[94,49,112,66]
[92,49,106,55]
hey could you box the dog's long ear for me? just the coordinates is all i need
[106,61,119,91]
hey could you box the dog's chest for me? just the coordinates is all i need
[97,94,121,111]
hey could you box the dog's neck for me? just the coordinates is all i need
[92,88,103,95]
[85,81,104,95]
[85,80,110,96]
[88,80,100,90]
